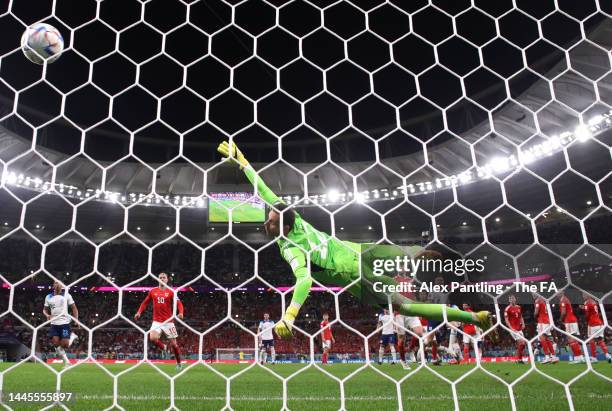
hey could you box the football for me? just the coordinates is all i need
[21,23,64,64]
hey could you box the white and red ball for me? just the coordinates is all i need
[21,23,64,64]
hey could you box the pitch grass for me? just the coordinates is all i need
[209,199,265,223]
[0,362,610,410]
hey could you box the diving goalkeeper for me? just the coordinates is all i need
[217,141,492,339]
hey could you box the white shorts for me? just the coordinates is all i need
[537,323,551,336]
[150,321,178,339]
[588,325,605,338]
[322,339,332,350]
[509,330,524,341]
[564,323,579,336]
[463,331,480,344]
[395,316,422,335]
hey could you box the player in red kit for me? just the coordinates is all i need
[581,293,611,363]
[533,294,558,364]
[504,295,527,364]
[559,291,584,364]
[461,304,481,364]
[320,313,335,364]
[134,273,185,370]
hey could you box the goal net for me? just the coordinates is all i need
[0,0,610,410]
[215,348,257,362]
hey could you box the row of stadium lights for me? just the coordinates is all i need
[7,201,594,233]
[1,112,610,209]
[283,112,610,206]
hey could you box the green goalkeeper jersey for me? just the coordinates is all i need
[239,164,480,326]
[242,166,359,306]
[279,213,360,273]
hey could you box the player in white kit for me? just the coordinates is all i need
[394,313,423,369]
[258,313,276,364]
[43,281,79,368]
[446,304,463,363]
[378,309,397,364]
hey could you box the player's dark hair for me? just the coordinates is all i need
[274,203,296,231]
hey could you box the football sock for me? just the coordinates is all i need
[171,344,181,364]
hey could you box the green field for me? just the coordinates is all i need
[209,199,265,223]
[0,362,610,410]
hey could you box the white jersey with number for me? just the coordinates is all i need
[379,314,395,335]
[44,292,75,325]
[259,320,275,340]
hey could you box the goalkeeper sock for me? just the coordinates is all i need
[398,304,473,323]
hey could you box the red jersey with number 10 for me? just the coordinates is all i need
[535,298,550,324]
[583,299,603,327]
[320,320,333,340]
[504,304,523,331]
[137,287,184,322]
[559,295,577,323]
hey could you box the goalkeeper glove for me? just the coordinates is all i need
[274,305,300,339]
[217,140,250,169]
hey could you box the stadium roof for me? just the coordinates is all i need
[0,0,610,236]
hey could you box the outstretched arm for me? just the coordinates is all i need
[274,246,312,339]
[283,246,312,309]
[134,291,151,320]
[217,140,284,207]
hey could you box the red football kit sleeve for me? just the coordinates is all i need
[463,308,476,334]
[137,288,184,322]
[320,320,333,340]
[560,296,577,323]
[535,298,550,324]
[584,299,603,327]
[504,305,523,331]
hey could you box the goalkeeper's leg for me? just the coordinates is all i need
[357,244,492,329]
[317,268,491,329]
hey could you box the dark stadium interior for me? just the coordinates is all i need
[0,0,610,370]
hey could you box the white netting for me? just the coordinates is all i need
[215,348,256,362]
[0,0,611,410]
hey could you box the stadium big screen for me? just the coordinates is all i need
[208,192,266,223]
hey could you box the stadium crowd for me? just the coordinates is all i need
[0,212,610,362]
